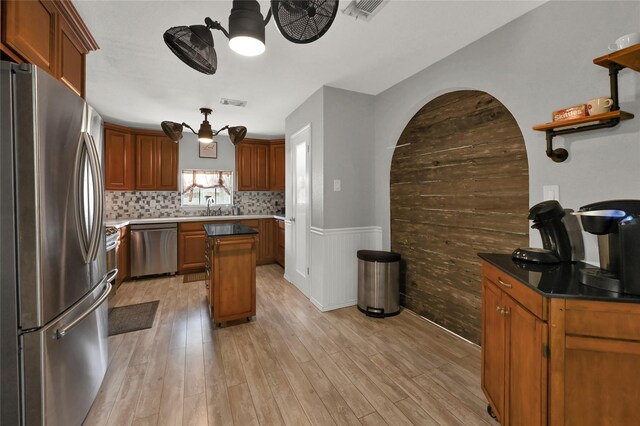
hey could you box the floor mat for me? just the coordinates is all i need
[183,272,206,283]
[108,301,159,336]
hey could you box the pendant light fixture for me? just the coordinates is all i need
[163,0,339,74]
[161,107,247,145]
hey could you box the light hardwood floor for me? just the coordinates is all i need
[84,265,492,426]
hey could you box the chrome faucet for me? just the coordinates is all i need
[206,198,215,216]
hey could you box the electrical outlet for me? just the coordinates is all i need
[543,185,559,201]
[334,179,341,192]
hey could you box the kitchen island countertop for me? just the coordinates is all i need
[203,223,258,237]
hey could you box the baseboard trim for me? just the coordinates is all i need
[405,309,480,349]
[310,296,357,312]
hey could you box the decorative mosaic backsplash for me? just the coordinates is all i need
[105,191,285,220]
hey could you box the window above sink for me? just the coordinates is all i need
[181,170,233,207]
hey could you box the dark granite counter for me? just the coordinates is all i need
[479,253,640,303]
[204,223,258,237]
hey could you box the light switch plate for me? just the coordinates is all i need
[543,185,559,201]
[333,179,341,192]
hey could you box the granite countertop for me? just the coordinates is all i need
[204,223,258,237]
[106,214,278,229]
[479,253,640,303]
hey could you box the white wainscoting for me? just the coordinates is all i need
[309,226,382,311]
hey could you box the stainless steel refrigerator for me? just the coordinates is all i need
[1,62,116,425]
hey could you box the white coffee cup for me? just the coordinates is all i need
[587,97,613,116]
[608,32,640,51]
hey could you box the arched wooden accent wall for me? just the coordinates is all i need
[390,90,529,344]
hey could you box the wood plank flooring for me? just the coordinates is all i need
[84,265,492,426]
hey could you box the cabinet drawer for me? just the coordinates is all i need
[482,263,546,320]
[565,300,640,341]
[240,219,260,229]
[180,222,206,232]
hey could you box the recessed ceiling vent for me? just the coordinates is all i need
[220,98,247,107]
[342,0,388,21]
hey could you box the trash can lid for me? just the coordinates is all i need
[357,250,401,263]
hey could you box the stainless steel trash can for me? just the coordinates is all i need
[357,250,401,317]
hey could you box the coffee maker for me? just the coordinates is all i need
[513,200,584,263]
[574,200,640,295]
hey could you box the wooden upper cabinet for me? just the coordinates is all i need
[2,0,98,98]
[104,124,134,191]
[135,134,157,190]
[236,143,255,191]
[269,140,285,191]
[236,139,285,192]
[57,14,85,96]
[253,143,270,190]
[4,0,57,74]
[156,136,178,190]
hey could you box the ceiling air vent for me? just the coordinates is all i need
[220,98,247,107]
[342,0,388,21]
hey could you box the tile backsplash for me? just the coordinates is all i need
[105,191,285,220]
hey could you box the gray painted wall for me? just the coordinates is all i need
[373,0,640,265]
[284,86,377,230]
[285,87,325,228]
[178,133,236,175]
[323,87,376,229]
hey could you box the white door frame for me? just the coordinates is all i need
[285,124,311,297]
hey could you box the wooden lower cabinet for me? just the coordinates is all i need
[482,261,640,426]
[115,226,129,288]
[205,233,257,325]
[275,219,284,267]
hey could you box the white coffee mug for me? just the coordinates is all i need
[608,32,640,51]
[587,97,613,116]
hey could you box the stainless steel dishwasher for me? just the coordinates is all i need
[130,223,177,277]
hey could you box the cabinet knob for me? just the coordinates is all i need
[496,306,502,312]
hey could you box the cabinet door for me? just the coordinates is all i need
[253,143,270,190]
[179,230,207,272]
[135,135,157,190]
[57,15,86,96]
[104,127,134,191]
[482,278,506,421]
[156,136,178,190]
[269,141,285,191]
[4,0,57,75]
[236,143,254,191]
[275,220,285,266]
[505,297,548,426]
[119,228,129,281]
[260,219,274,263]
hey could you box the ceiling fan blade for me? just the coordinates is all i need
[161,121,184,142]
[228,126,248,145]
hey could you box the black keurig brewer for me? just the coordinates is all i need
[513,200,584,264]
[573,200,640,295]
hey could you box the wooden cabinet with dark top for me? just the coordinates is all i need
[275,219,284,267]
[269,140,285,191]
[481,268,548,425]
[205,228,257,326]
[236,139,285,192]
[104,123,134,191]
[1,0,98,97]
[481,256,640,426]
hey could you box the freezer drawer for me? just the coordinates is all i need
[21,274,113,426]
[130,223,177,277]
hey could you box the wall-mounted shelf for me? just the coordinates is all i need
[533,44,639,162]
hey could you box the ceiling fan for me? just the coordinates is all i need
[161,107,247,145]
[164,0,340,74]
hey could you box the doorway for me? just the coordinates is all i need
[286,124,311,297]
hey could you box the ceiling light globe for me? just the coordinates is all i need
[229,36,265,56]
[198,136,214,143]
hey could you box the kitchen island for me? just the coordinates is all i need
[204,223,258,327]
[479,254,640,426]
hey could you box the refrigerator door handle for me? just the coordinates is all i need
[83,131,104,262]
[74,133,92,263]
[55,269,116,339]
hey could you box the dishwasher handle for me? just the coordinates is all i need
[130,223,177,231]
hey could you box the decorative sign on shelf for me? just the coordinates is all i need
[199,141,217,159]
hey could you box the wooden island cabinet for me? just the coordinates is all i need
[204,223,257,326]
[480,254,640,426]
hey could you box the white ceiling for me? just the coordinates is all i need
[75,0,544,137]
